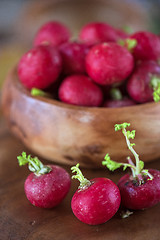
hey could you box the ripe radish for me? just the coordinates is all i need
[18,45,62,89]
[71,164,121,225]
[58,74,103,107]
[85,42,134,85]
[59,41,89,75]
[33,21,71,47]
[79,22,128,45]
[17,152,71,208]
[129,31,160,61]
[127,61,160,103]
[102,123,160,210]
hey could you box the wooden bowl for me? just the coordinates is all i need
[1,67,160,168]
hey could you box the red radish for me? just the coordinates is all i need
[102,123,160,210]
[33,21,71,47]
[71,164,121,225]
[103,87,136,108]
[117,169,160,210]
[17,152,71,208]
[85,42,134,85]
[79,22,128,45]
[59,41,89,75]
[127,61,160,103]
[129,31,160,61]
[58,75,103,107]
[103,98,136,108]
[18,45,62,89]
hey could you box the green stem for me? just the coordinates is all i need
[127,157,136,178]
[142,170,153,180]
[104,123,153,182]
[71,164,91,189]
[17,152,51,176]
[122,128,141,175]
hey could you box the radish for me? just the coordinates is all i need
[58,74,103,107]
[18,45,62,89]
[59,41,89,75]
[129,31,160,61]
[33,21,71,47]
[127,61,160,103]
[71,164,121,225]
[79,22,128,45]
[17,152,71,208]
[85,42,134,85]
[102,123,160,210]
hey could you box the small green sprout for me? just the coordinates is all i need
[71,163,91,189]
[110,87,123,100]
[102,123,153,181]
[31,88,50,97]
[17,152,51,176]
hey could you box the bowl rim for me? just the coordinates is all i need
[11,65,158,112]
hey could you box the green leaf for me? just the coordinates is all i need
[102,154,122,171]
[130,143,136,147]
[126,130,136,140]
[17,152,29,166]
[115,123,130,131]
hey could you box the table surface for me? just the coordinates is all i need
[0,109,160,240]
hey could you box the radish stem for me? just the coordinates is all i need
[103,123,153,182]
[71,164,91,189]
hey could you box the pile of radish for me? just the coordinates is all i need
[18,21,160,107]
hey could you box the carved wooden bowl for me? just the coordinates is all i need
[2,67,160,168]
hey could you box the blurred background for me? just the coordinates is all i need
[0,0,159,88]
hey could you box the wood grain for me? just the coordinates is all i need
[0,112,160,240]
[2,67,160,168]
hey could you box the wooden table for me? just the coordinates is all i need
[0,111,160,240]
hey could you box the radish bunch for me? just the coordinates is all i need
[17,20,160,107]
